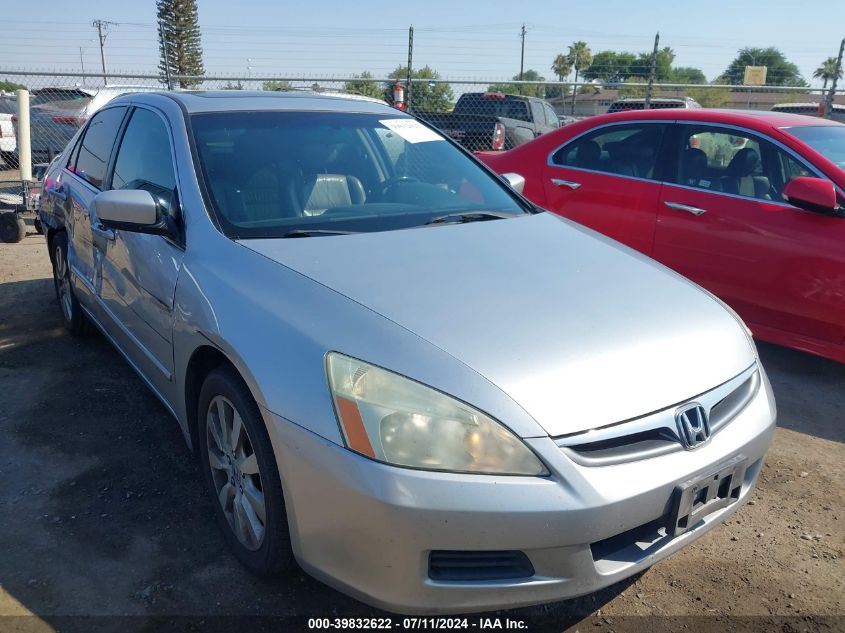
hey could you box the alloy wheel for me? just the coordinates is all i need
[206,395,267,551]
[54,244,73,322]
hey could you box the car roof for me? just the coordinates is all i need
[113,90,395,115]
[588,107,844,129]
[610,97,692,103]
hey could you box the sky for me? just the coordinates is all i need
[1,0,843,87]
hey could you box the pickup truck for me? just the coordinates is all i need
[415,92,561,151]
[0,96,18,168]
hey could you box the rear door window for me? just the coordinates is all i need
[69,106,127,189]
[551,123,667,180]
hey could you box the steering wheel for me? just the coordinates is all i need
[380,176,421,198]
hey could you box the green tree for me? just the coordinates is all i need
[262,80,294,91]
[582,51,637,82]
[386,66,454,112]
[488,69,547,97]
[344,72,386,100]
[813,57,843,91]
[551,53,572,82]
[0,80,26,92]
[720,47,805,86]
[567,41,593,114]
[670,66,707,84]
[222,80,243,90]
[157,0,205,88]
[626,47,675,81]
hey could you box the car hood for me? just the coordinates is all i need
[239,213,755,437]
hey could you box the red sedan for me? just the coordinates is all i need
[478,109,845,364]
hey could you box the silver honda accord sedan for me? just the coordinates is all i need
[38,91,776,614]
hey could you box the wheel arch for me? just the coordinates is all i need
[183,343,271,456]
[45,226,65,263]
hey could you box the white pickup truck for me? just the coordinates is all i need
[0,96,18,168]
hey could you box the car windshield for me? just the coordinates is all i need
[786,125,845,170]
[191,110,526,238]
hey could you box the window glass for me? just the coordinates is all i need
[530,101,544,125]
[71,106,126,189]
[552,124,666,180]
[673,125,824,201]
[190,111,526,239]
[66,133,83,171]
[454,94,530,121]
[111,108,177,215]
[785,125,845,168]
[543,103,558,127]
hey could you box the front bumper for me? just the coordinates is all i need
[264,367,776,615]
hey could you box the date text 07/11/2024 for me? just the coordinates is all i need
[307,617,528,630]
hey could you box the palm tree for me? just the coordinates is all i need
[813,57,842,91]
[551,53,572,82]
[567,41,593,115]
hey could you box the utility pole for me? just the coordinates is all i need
[159,18,173,90]
[823,38,844,119]
[79,47,86,86]
[644,32,659,109]
[92,19,115,85]
[519,24,526,81]
[406,25,414,112]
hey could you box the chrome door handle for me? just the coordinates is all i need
[665,201,707,216]
[551,178,581,190]
[92,223,116,241]
[46,185,67,201]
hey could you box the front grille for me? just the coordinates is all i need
[557,365,759,466]
[428,550,535,582]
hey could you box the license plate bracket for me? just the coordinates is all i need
[668,454,747,538]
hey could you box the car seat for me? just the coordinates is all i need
[721,148,771,199]
[573,140,601,170]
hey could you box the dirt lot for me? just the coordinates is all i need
[0,231,843,633]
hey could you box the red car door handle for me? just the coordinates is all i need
[665,201,707,216]
[550,178,581,190]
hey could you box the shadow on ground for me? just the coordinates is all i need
[757,342,844,444]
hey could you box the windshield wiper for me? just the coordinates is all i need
[280,229,356,238]
[423,211,518,226]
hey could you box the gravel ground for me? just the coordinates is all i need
[0,232,842,633]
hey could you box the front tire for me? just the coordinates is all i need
[0,212,25,243]
[198,366,294,577]
[50,232,91,335]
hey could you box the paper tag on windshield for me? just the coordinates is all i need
[379,118,444,144]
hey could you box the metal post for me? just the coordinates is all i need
[16,89,31,183]
[823,38,844,119]
[406,25,414,112]
[79,47,86,86]
[93,19,111,85]
[159,18,173,90]
[519,24,526,81]
[645,32,659,109]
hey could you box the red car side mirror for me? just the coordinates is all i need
[783,177,840,216]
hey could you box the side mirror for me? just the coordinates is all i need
[93,189,169,234]
[501,172,526,194]
[783,177,842,216]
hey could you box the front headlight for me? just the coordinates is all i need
[326,352,548,476]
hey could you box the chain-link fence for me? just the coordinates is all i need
[2,69,844,192]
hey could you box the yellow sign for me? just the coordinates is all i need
[743,66,768,86]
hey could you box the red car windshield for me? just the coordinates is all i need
[785,125,845,171]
